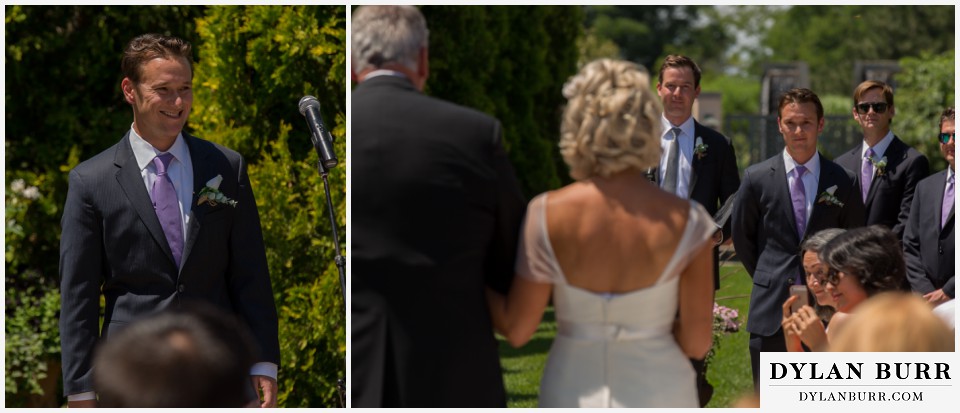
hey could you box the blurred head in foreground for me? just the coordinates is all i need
[829,292,954,352]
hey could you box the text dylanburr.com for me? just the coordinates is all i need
[761,352,957,411]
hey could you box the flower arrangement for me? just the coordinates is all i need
[197,175,237,207]
[870,155,888,177]
[706,302,741,366]
[816,185,844,207]
[694,136,709,160]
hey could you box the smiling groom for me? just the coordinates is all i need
[58,34,280,407]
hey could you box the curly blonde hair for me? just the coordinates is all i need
[560,59,662,180]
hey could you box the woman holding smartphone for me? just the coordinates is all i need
[781,228,845,351]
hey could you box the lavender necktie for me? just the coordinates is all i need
[662,127,681,193]
[942,174,954,229]
[791,165,808,238]
[152,153,183,268]
[861,148,875,203]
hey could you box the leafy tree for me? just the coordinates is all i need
[191,5,346,407]
[895,50,955,172]
[421,5,582,194]
[6,5,346,407]
[764,5,955,94]
[584,5,734,76]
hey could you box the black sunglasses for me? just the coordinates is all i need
[855,102,889,114]
[939,133,955,144]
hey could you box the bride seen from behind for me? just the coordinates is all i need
[485,59,716,407]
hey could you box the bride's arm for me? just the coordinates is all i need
[486,277,552,348]
[675,242,715,359]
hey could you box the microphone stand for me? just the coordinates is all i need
[314,158,347,407]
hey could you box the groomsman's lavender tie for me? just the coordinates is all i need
[152,153,183,268]
[861,148,875,203]
[790,165,808,238]
[942,174,954,229]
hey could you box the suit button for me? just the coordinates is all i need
[178,284,185,293]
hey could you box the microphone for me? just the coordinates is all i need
[298,95,338,170]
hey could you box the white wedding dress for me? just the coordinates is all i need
[516,193,716,408]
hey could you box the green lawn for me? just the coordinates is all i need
[497,261,755,408]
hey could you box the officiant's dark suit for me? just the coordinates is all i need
[351,5,526,408]
[834,81,929,241]
[732,88,864,391]
[59,34,279,406]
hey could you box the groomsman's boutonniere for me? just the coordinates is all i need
[694,136,709,160]
[197,175,237,207]
[871,155,888,177]
[816,185,844,207]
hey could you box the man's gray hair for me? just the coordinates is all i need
[352,5,429,74]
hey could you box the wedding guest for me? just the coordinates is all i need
[94,305,259,407]
[903,107,954,305]
[731,88,865,392]
[351,5,526,407]
[828,292,954,352]
[487,59,715,407]
[819,225,906,337]
[781,228,845,352]
[834,80,929,241]
[59,33,279,408]
[649,54,740,406]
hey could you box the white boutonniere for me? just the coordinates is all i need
[694,136,709,160]
[816,185,844,207]
[197,175,237,207]
[870,155,888,177]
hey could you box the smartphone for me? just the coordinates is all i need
[789,285,809,314]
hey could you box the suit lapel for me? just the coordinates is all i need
[114,133,177,266]
[689,123,702,193]
[865,137,904,207]
[180,134,215,270]
[807,157,836,233]
[771,158,801,241]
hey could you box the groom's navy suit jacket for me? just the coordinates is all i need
[59,132,280,396]
[903,169,955,298]
[732,153,865,337]
[644,121,740,289]
[351,75,526,407]
[833,136,929,240]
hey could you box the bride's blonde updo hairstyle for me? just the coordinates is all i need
[560,59,662,180]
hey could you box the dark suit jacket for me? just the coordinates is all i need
[732,153,865,337]
[834,136,929,239]
[644,121,740,289]
[903,169,955,298]
[351,75,526,407]
[59,132,280,396]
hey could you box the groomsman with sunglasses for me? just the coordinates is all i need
[903,107,954,306]
[834,80,929,242]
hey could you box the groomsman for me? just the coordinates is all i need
[651,54,740,290]
[351,5,526,407]
[651,54,740,407]
[732,88,865,392]
[834,80,928,240]
[903,107,954,305]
